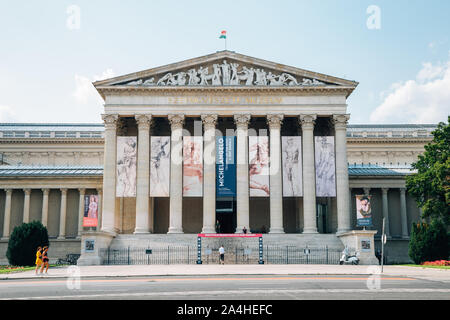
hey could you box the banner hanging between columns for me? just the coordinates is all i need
[216,136,236,197]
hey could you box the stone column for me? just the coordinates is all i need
[101,114,119,234]
[381,188,391,237]
[333,114,351,234]
[134,114,152,234]
[267,114,284,233]
[58,188,68,239]
[77,188,86,239]
[97,188,102,231]
[201,114,218,233]
[299,114,317,234]
[23,189,31,223]
[41,189,49,227]
[234,114,251,233]
[168,114,185,234]
[400,188,408,238]
[2,189,12,240]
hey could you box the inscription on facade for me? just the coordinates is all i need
[167,96,283,105]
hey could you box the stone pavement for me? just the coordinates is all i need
[1,264,449,282]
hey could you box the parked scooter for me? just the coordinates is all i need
[339,247,360,265]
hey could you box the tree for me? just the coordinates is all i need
[6,221,49,266]
[406,116,450,225]
[409,220,448,264]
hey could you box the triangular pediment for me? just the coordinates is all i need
[94,51,358,94]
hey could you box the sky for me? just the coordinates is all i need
[0,0,449,124]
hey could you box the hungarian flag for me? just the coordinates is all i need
[219,30,226,39]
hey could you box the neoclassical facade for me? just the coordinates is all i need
[0,51,436,264]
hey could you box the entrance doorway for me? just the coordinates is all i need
[216,197,236,233]
[316,203,329,233]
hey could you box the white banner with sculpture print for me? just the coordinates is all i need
[249,136,270,197]
[150,136,171,197]
[282,136,303,197]
[314,136,336,197]
[183,136,203,197]
[116,136,137,197]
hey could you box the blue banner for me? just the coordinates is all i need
[216,136,236,197]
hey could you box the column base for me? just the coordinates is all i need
[57,236,66,240]
[1,237,9,241]
[201,227,216,234]
[167,227,183,234]
[302,228,318,234]
[269,228,285,234]
[133,228,150,235]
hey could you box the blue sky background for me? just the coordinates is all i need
[0,0,449,124]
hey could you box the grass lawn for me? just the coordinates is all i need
[0,266,36,274]
[401,264,450,270]
[0,265,64,274]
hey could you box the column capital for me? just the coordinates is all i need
[399,187,406,194]
[5,188,13,194]
[41,188,50,195]
[332,114,350,130]
[381,187,389,194]
[60,188,68,195]
[135,114,152,130]
[23,188,31,195]
[267,114,284,129]
[363,188,371,195]
[299,114,317,129]
[168,114,185,129]
[101,114,119,130]
[201,114,218,128]
[96,188,103,195]
[78,188,86,195]
[234,114,251,128]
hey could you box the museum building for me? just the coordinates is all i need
[0,51,436,264]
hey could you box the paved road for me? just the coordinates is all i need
[1,274,449,300]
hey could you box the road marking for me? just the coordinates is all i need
[0,276,416,286]
[2,288,450,300]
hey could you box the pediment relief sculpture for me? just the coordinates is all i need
[120,60,326,87]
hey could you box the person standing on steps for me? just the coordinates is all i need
[219,245,225,265]
[215,220,221,233]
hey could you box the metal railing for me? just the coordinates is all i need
[99,245,343,265]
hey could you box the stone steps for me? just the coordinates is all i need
[109,233,345,250]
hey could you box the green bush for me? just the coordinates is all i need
[6,221,49,266]
[408,219,449,264]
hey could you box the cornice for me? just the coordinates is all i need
[0,138,104,144]
[347,137,433,144]
[96,85,355,99]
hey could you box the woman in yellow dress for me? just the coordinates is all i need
[35,246,42,274]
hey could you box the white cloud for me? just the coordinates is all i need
[73,68,115,104]
[370,60,450,124]
[0,105,19,122]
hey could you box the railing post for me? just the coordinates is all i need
[286,246,289,264]
[326,246,329,264]
[168,246,170,265]
[127,246,130,265]
[107,248,110,265]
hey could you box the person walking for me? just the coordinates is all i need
[35,246,42,275]
[40,246,50,274]
[219,245,225,265]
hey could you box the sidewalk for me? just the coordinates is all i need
[1,264,449,282]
